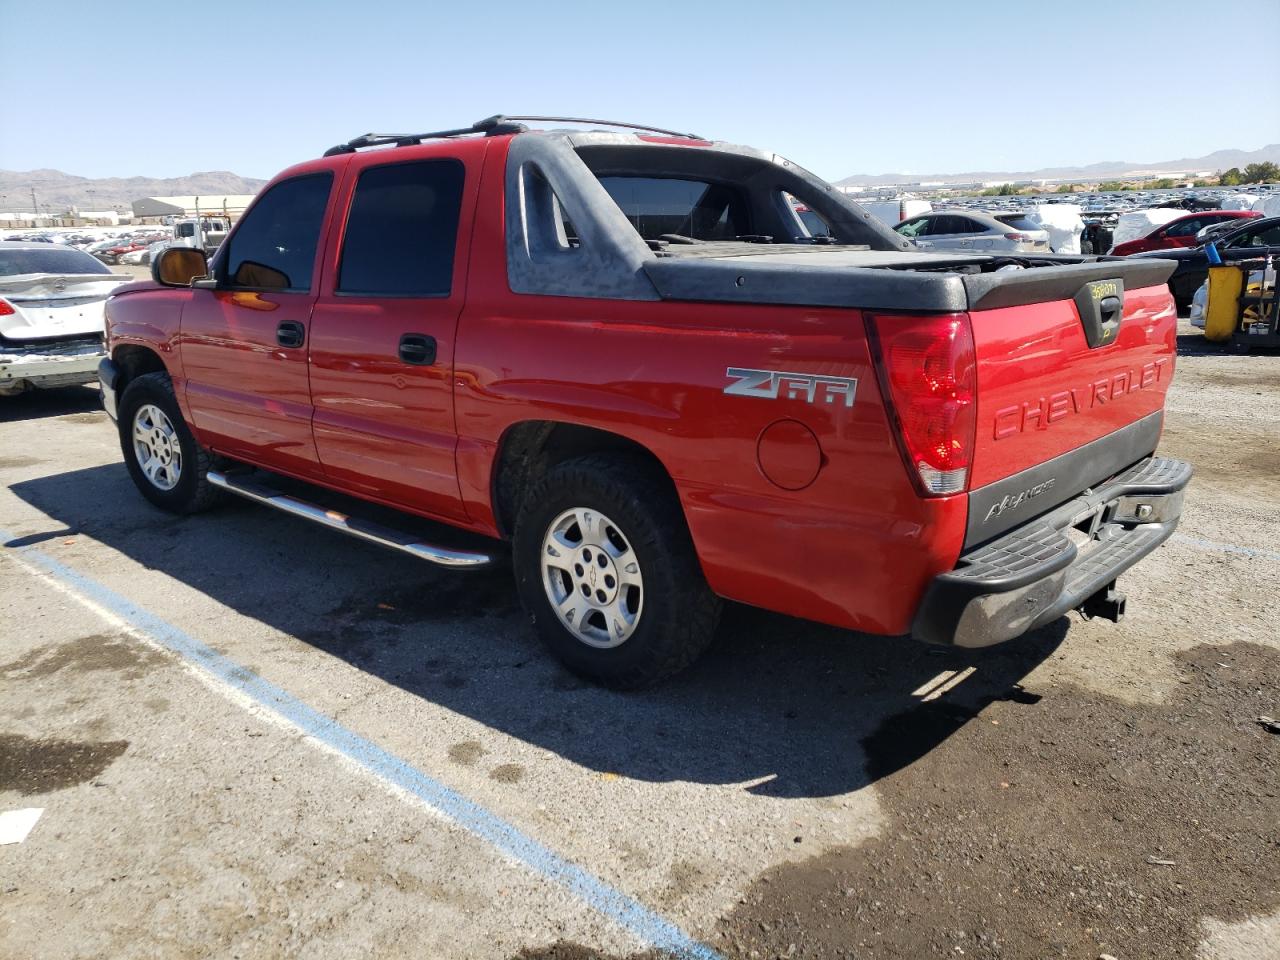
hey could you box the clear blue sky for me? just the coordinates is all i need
[2,0,1277,182]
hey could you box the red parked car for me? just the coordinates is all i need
[1109,210,1261,256]
[98,115,1191,687]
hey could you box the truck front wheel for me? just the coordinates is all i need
[117,371,221,514]
[513,454,721,688]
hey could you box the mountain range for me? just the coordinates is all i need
[0,169,268,213]
[835,144,1280,187]
[3,143,1278,212]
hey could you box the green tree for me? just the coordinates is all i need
[1147,178,1177,190]
[1220,167,1243,186]
[1098,180,1128,192]
[1242,162,1280,184]
[1055,183,1075,194]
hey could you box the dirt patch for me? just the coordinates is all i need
[1159,421,1280,488]
[717,642,1280,960]
[57,411,107,424]
[489,763,524,784]
[0,456,45,469]
[0,733,129,794]
[1,633,166,681]
[447,740,486,766]
[1184,366,1280,392]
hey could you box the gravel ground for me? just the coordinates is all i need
[1,318,1277,960]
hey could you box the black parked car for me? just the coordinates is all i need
[1128,216,1280,307]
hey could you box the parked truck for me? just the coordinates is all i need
[99,116,1191,687]
[169,217,230,255]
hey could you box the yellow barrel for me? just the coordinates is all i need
[1204,265,1245,342]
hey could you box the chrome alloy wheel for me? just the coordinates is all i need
[540,507,643,648]
[132,403,182,491]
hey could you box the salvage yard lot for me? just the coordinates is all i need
[1,321,1277,960]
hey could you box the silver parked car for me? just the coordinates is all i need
[895,210,1051,253]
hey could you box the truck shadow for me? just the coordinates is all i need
[0,385,103,423]
[8,463,1066,799]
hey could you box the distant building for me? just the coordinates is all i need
[132,195,256,220]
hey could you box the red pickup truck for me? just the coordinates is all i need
[99,116,1191,687]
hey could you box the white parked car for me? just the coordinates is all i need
[119,245,156,265]
[0,242,132,396]
[1188,265,1276,331]
[895,210,1052,253]
[1188,281,1207,328]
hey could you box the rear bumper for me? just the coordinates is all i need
[0,343,104,395]
[912,455,1192,648]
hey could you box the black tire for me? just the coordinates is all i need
[117,371,221,514]
[512,454,722,689]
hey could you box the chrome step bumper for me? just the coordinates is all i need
[207,470,493,569]
[912,455,1192,648]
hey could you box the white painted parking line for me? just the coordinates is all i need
[1172,533,1280,564]
[1,529,721,960]
[0,808,44,845]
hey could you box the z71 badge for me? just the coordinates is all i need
[723,367,858,407]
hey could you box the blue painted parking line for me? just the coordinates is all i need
[1,530,721,960]
[1171,533,1280,564]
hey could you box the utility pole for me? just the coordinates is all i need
[30,187,37,224]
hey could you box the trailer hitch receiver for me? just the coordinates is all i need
[1080,581,1127,623]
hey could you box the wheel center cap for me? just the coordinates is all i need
[578,544,619,607]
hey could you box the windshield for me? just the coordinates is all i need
[0,245,112,277]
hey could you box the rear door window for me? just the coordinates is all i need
[1164,218,1203,237]
[927,215,966,236]
[896,217,929,238]
[596,176,750,241]
[337,159,465,297]
[223,173,333,292]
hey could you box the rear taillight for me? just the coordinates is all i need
[1004,232,1031,242]
[868,312,977,496]
[0,298,14,316]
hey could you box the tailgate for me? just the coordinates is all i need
[964,272,1178,547]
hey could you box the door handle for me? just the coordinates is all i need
[398,334,437,365]
[276,321,305,348]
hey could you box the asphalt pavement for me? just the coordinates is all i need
[1,319,1277,960]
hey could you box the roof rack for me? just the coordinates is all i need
[322,114,705,157]
[498,116,705,139]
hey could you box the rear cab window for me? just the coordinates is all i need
[595,176,750,241]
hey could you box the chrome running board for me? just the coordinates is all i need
[207,470,493,568]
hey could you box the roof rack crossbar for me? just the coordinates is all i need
[322,116,524,157]
[322,115,705,158]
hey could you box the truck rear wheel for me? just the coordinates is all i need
[513,454,721,688]
[118,372,221,514]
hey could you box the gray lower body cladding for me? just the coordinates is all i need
[964,412,1165,548]
[913,454,1192,648]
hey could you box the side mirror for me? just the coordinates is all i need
[152,246,209,287]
